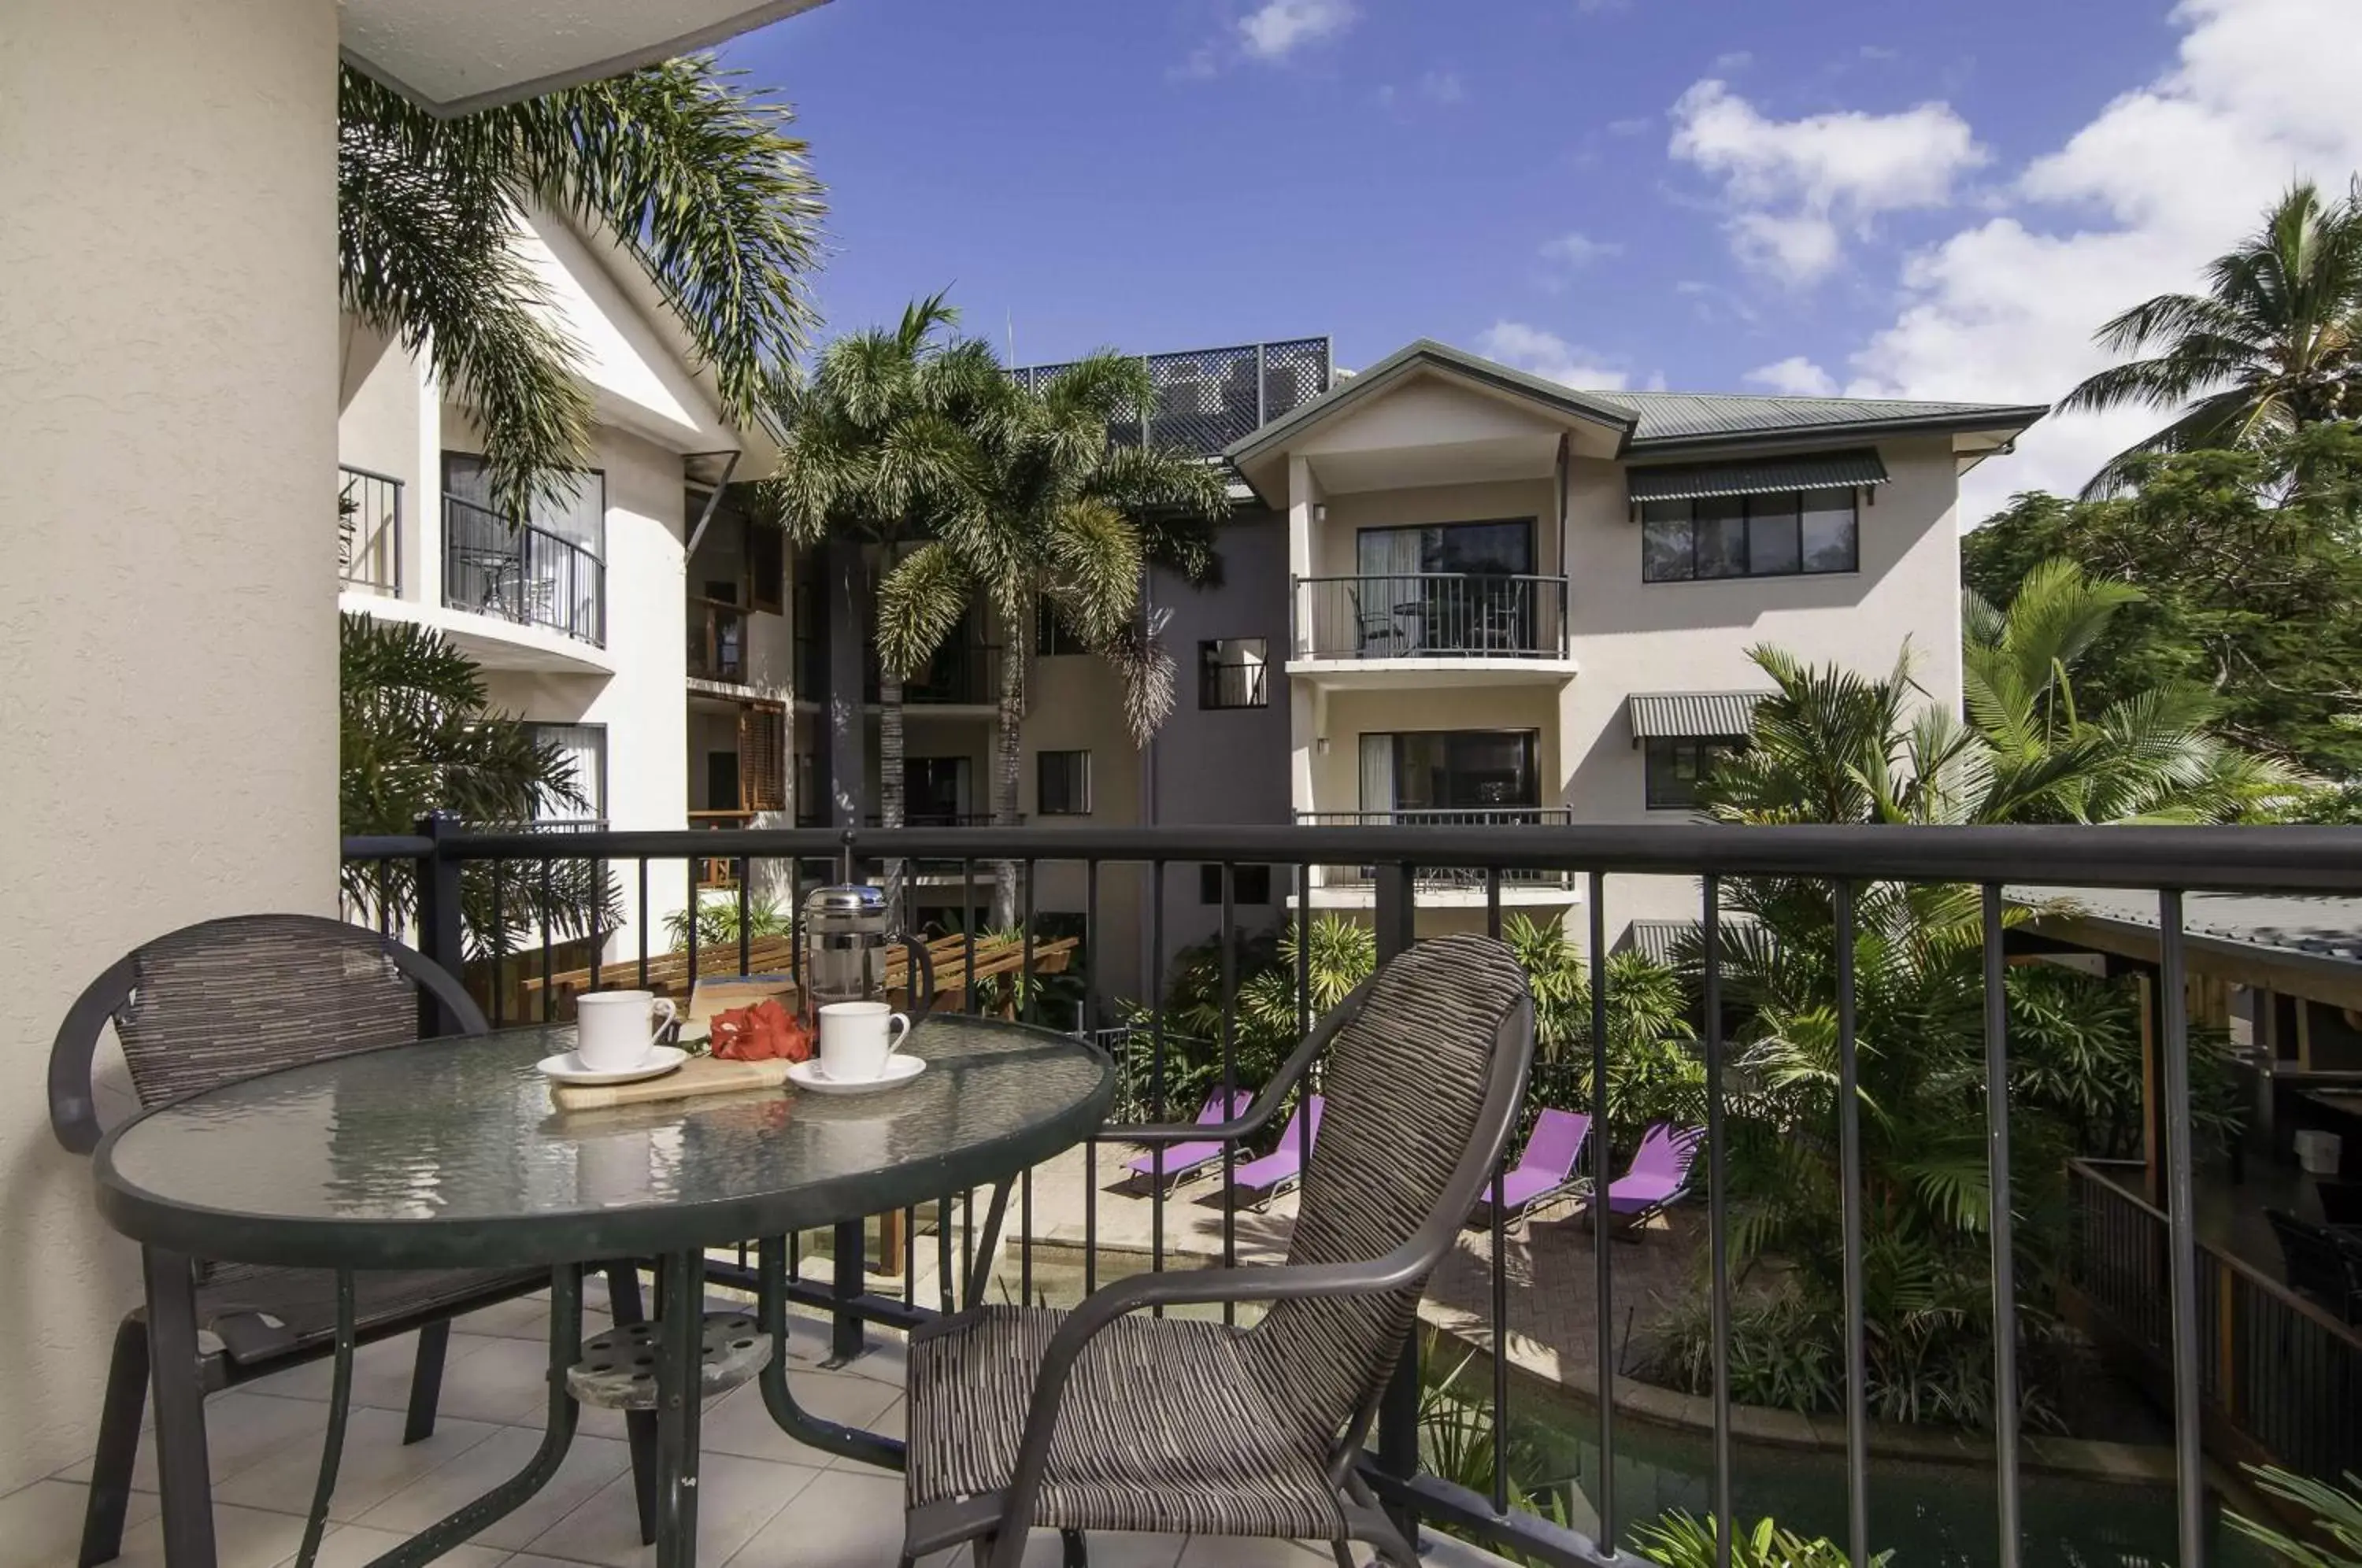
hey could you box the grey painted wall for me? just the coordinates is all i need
[1145,508,1295,977]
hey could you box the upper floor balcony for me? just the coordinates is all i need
[337,464,402,597]
[1288,571,1575,689]
[792,637,1003,710]
[1008,336,1332,460]
[687,595,748,683]
[442,494,605,649]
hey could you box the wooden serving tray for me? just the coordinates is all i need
[550,1055,793,1112]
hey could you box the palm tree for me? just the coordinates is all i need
[761,295,1000,888]
[1703,564,2298,830]
[879,351,1232,920]
[339,613,620,959]
[2062,180,2362,497]
[339,57,824,516]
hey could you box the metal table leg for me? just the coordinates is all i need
[657,1249,707,1568]
[143,1247,216,1568]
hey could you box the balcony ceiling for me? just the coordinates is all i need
[343,0,834,116]
[1307,434,1560,495]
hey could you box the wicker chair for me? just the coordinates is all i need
[901,932,1535,1568]
[49,914,553,1567]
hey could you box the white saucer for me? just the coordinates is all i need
[539,1045,689,1087]
[786,1055,927,1096]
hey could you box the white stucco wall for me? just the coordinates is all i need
[0,0,339,1488]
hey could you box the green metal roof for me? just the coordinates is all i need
[1628,691,1768,741]
[1598,391,2047,447]
[1627,448,1888,503]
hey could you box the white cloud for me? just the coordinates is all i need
[1669,78,1987,283]
[1834,0,2362,519]
[1419,69,1465,105]
[1539,231,1624,273]
[1238,0,1357,61]
[1746,356,1840,397]
[1472,322,1631,391]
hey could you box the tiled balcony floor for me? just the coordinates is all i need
[5,1289,1344,1568]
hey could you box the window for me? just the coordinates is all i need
[1198,864,1274,904]
[1357,520,1535,577]
[1642,491,1857,582]
[522,723,605,824]
[444,453,605,559]
[1198,638,1268,708]
[1036,604,1089,656]
[1361,730,1540,815]
[1038,749,1092,815]
[746,521,784,614]
[904,756,972,825]
[1645,738,1741,811]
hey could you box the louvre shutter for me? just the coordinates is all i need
[739,703,787,812]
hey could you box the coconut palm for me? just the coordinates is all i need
[339,613,620,959]
[877,351,1232,920]
[339,57,824,516]
[2062,179,2362,497]
[760,295,1001,873]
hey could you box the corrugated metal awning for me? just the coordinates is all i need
[1627,448,1890,504]
[1624,917,1761,967]
[1628,692,1766,741]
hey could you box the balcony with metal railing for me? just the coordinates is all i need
[442,493,605,648]
[1290,572,1575,687]
[1294,808,1579,902]
[338,464,402,596]
[687,595,748,682]
[320,817,2362,1568]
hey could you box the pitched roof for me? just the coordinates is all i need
[1627,448,1889,502]
[1597,390,2049,449]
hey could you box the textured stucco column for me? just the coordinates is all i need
[0,0,339,1488]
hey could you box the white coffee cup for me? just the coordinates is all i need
[575,990,677,1071]
[817,1000,910,1082]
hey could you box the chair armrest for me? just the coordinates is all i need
[1116,982,1370,1148]
[50,952,139,1156]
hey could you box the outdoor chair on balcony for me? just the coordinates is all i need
[1124,1088,1254,1194]
[1468,1108,1590,1233]
[900,933,1535,1568]
[48,914,558,1566]
[1575,1122,1705,1237]
[1349,587,1409,658]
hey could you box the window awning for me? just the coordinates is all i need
[1627,448,1890,504]
[1629,691,1767,741]
[1624,916,1761,967]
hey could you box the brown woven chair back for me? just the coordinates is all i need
[1241,931,1529,1440]
[113,914,422,1109]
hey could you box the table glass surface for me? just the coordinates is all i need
[95,1015,1106,1261]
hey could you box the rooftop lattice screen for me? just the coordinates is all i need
[1009,337,1332,459]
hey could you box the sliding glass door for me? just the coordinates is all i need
[1354,520,1538,653]
[1359,730,1540,819]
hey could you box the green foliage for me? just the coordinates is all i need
[339,57,824,516]
[2061,179,2362,496]
[662,893,792,951]
[1639,618,2253,1433]
[1964,425,2362,778]
[1633,1511,1891,1568]
[2231,1465,2362,1566]
[338,614,620,960]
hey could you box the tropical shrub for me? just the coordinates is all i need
[1634,1511,1891,1568]
[663,893,793,951]
[2231,1465,2362,1566]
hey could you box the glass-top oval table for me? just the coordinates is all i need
[93,1014,1113,1568]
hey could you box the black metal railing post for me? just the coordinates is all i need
[415,811,467,1038]
[1371,860,1422,1546]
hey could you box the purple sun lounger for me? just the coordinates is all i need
[1582,1122,1705,1234]
[1127,1088,1253,1192]
[1231,1094,1324,1210]
[1470,1108,1591,1230]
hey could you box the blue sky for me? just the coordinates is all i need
[724,0,2362,516]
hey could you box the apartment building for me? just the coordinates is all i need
[782,333,2042,997]
[336,202,774,960]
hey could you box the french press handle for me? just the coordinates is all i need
[900,932,935,1020]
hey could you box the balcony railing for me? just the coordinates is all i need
[334,819,2362,1568]
[1294,573,1571,662]
[1296,808,1576,890]
[442,494,605,646]
[338,464,401,595]
[1008,336,1332,459]
[688,596,747,682]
